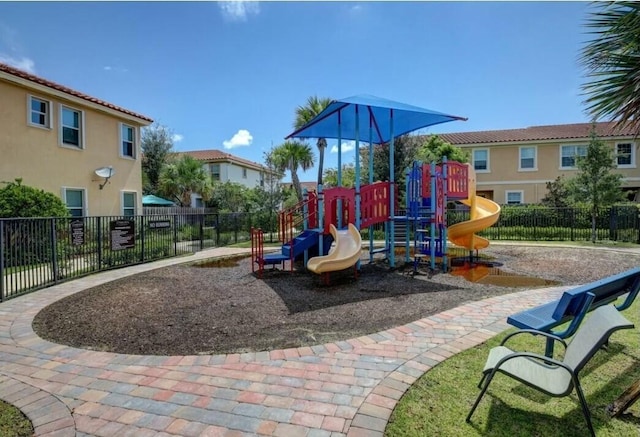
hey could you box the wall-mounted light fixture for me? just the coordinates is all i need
[95,166,115,190]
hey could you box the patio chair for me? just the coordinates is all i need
[466,304,634,437]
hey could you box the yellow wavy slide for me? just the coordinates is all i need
[307,223,362,274]
[447,165,501,250]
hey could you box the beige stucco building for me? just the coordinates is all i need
[177,150,281,207]
[438,122,640,204]
[0,62,153,216]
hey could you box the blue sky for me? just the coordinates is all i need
[1,1,594,182]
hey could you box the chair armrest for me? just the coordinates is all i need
[500,329,568,351]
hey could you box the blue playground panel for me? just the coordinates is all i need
[262,229,332,265]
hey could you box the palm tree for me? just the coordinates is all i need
[271,141,315,202]
[580,1,640,414]
[158,155,212,207]
[581,2,640,131]
[294,96,332,186]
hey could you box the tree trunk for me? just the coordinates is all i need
[317,138,326,187]
[608,379,640,417]
[291,171,302,202]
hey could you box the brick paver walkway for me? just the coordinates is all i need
[0,247,568,436]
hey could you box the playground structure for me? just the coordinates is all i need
[250,94,500,279]
[251,159,501,278]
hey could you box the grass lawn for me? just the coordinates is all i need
[0,399,33,437]
[385,301,640,436]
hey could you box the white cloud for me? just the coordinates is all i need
[103,65,128,73]
[172,134,184,143]
[330,141,356,154]
[223,129,253,149]
[0,54,35,73]
[218,1,260,22]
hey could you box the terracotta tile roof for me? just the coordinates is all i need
[0,62,153,123]
[437,122,638,145]
[177,149,267,171]
[281,181,318,192]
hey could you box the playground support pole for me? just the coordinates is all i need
[405,168,411,264]
[337,110,343,229]
[389,109,395,268]
[354,105,361,270]
[318,183,324,256]
[442,157,448,272]
[430,161,436,271]
[303,188,309,268]
[368,113,374,263]
[355,105,361,231]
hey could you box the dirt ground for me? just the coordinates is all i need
[32,245,640,356]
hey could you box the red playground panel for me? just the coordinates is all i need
[360,182,392,228]
[323,187,355,233]
[447,161,468,199]
[421,161,469,201]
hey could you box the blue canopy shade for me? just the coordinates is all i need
[286,94,467,143]
[142,194,175,206]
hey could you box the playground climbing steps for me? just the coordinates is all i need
[406,161,470,264]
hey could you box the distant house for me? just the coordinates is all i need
[437,122,639,204]
[177,149,281,207]
[0,62,153,216]
[281,181,318,194]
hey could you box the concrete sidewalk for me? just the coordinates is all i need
[0,246,565,436]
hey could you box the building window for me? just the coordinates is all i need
[505,191,523,205]
[61,106,83,148]
[210,163,220,181]
[473,149,489,172]
[242,168,247,178]
[28,96,51,128]
[616,142,635,168]
[519,146,536,171]
[122,192,136,216]
[560,145,586,169]
[63,188,85,217]
[120,124,136,158]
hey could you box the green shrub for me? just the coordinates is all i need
[0,179,68,218]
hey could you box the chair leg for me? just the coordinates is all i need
[477,374,487,389]
[574,381,596,437]
[466,371,495,423]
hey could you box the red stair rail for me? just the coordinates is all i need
[250,227,264,277]
[278,190,318,244]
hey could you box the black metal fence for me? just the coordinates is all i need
[2,205,639,300]
[1,212,278,301]
[448,205,640,243]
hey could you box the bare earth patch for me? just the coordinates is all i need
[32,245,640,356]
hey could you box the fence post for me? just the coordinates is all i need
[140,215,145,262]
[216,214,220,246]
[97,216,103,270]
[234,214,239,244]
[199,214,204,251]
[609,206,617,241]
[50,218,59,284]
[0,220,4,302]
[637,207,640,244]
[173,215,178,256]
